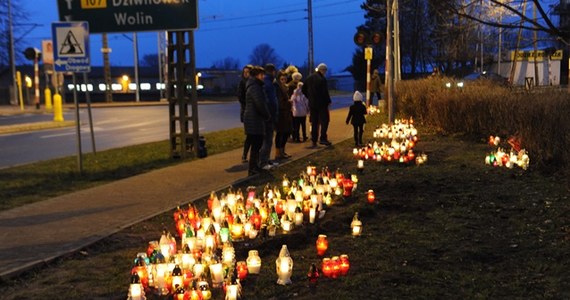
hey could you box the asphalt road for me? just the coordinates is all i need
[0,95,353,169]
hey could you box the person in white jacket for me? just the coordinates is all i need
[290,82,309,143]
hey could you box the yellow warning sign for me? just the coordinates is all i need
[81,0,107,9]
[365,47,373,60]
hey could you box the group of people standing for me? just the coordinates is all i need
[237,63,333,176]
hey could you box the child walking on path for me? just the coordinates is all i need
[346,91,367,147]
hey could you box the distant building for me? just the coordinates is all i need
[492,49,563,86]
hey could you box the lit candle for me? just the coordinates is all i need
[294,207,304,226]
[180,245,195,271]
[192,261,204,278]
[127,272,145,300]
[197,280,211,300]
[225,282,239,300]
[171,264,183,291]
[309,205,316,224]
[159,231,173,261]
[342,177,354,197]
[209,262,224,287]
[236,260,248,281]
[281,217,292,233]
[367,189,375,204]
[339,254,350,276]
[230,216,244,241]
[276,245,293,285]
[219,220,231,244]
[282,174,290,193]
[152,253,169,295]
[246,250,262,274]
[131,256,149,289]
[321,258,332,278]
[351,212,362,237]
[222,243,235,267]
[316,234,328,256]
[331,256,341,278]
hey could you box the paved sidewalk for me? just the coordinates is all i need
[0,107,353,279]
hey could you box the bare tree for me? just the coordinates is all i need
[0,1,28,77]
[444,0,568,42]
[428,0,481,74]
[400,0,433,74]
[248,43,283,67]
[357,0,437,75]
[140,53,159,69]
[211,57,240,70]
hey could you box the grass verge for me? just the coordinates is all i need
[0,114,568,299]
[0,121,76,135]
[0,127,245,211]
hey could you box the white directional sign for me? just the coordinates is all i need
[52,22,90,73]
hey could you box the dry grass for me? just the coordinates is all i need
[1,113,568,300]
[397,79,570,169]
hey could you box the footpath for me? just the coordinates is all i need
[0,103,353,279]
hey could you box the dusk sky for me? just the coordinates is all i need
[21,0,366,74]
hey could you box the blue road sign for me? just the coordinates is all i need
[52,22,90,73]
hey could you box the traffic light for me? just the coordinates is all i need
[353,31,383,46]
[23,47,41,61]
[371,32,383,45]
[353,31,368,46]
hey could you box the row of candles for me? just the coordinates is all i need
[485,148,530,170]
[485,136,530,170]
[127,164,368,299]
[367,104,382,115]
[353,118,428,166]
[353,141,428,166]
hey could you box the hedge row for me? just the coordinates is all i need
[395,78,570,170]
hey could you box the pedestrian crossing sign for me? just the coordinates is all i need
[58,30,84,56]
[52,22,90,72]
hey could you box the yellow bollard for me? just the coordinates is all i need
[53,93,64,122]
[16,71,24,111]
[44,88,53,111]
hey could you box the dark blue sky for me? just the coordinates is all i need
[21,0,366,74]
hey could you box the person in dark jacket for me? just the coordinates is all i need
[370,69,383,106]
[274,71,293,160]
[346,91,367,147]
[237,64,253,163]
[243,66,271,176]
[303,63,332,148]
[259,63,279,170]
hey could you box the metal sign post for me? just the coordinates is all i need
[52,21,92,173]
[56,1,201,160]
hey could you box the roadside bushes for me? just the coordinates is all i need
[395,78,570,169]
